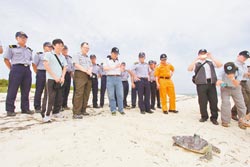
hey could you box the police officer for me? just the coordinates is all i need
[154,61,161,109]
[148,60,158,110]
[131,62,138,108]
[99,62,106,108]
[4,31,34,116]
[121,62,131,108]
[0,40,3,54]
[61,45,74,110]
[90,54,101,108]
[32,42,53,113]
[155,54,178,114]
[131,52,153,114]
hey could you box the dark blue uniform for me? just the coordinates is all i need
[99,64,106,107]
[4,44,32,113]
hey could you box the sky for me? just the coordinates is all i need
[0,0,250,94]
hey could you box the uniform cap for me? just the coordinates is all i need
[90,54,96,59]
[111,47,119,54]
[224,62,238,74]
[198,49,207,55]
[43,42,53,47]
[138,52,145,58]
[15,31,28,38]
[160,54,167,60]
[239,50,250,58]
[148,60,154,64]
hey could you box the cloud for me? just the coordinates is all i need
[0,0,250,94]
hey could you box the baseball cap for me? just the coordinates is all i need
[121,62,126,65]
[198,49,207,55]
[43,42,53,47]
[90,54,96,59]
[15,31,28,38]
[111,47,119,54]
[138,52,145,58]
[239,50,250,58]
[224,62,238,74]
[148,60,154,64]
[160,54,167,60]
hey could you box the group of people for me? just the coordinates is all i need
[188,49,250,129]
[1,31,178,123]
[1,31,250,129]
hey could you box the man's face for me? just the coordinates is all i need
[161,58,167,64]
[91,57,96,64]
[53,43,64,53]
[198,53,207,60]
[111,52,118,59]
[238,55,247,63]
[81,44,89,55]
[139,57,145,63]
[44,46,53,52]
[149,63,155,69]
[16,36,27,46]
[62,49,68,56]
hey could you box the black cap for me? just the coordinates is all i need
[111,47,119,54]
[198,49,207,55]
[224,62,238,74]
[15,31,28,38]
[148,60,154,64]
[90,54,96,59]
[239,50,250,58]
[138,52,145,58]
[63,45,68,50]
[43,42,53,47]
[121,62,126,65]
[153,61,157,64]
[160,54,167,60]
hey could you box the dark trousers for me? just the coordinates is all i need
[41,79,63,117]
[73,71,92,115]
[150,81,161,108]
[100,75,106,107]
[6,65,31,112]
[131,83,137,107]
[136,78,151,112]
[34,70,46,110]
[92,78,99,107]
[196,83,218,121]
[62,72,71,107]
[231,81,250,116]
[122,81,129,106]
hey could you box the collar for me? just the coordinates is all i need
[107,55,118,62]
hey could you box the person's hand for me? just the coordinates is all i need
[216,80,223,86]
[134,76,141,82]
[157,83,160,89]
[86,70,92,76]
[227,74,235,80]
[54,77,60,83]
[132,83,135,89]
[207,52,212,59]
[60,76,65,84]
[115,64,121,69]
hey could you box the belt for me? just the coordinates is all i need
[207,78,211,83]
[139,77,148,80]
[37,69,46,72]
[122,80,128,82]
[159,77,170,79]
[241,80,247,83]
[13,64,30,67]
[107,75,120,76]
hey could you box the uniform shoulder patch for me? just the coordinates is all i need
[69,55,72,58]
[27,47,33,52]
[9,45,17,48]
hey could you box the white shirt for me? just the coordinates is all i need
[104,56,121,75]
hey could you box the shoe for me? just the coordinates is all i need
[81,112,90,116]
[222,122,229,127]
[239,118,250,127]
[93,106,100,109]
[35,109,41,113]
[132,106,136,109]
[211,119,219,125]
[232,115,239,121]
[157,106,161,109]
[238,123,246,130]
[43,116,52,123]
[140,111,146,114]
[7,112,16,117]
[199,118,207,122]
[111,112,116,116]
[163,111,168,114]
[100,105,104,108]
[151,107,156,110]
[169,110,178,113]
[52,113,64,118]
[21,110,34,115]
[120,111,126,115]
[73,114,83,119]
[63,106,71,110]
[60,107,64,112]
[146,110,154,114]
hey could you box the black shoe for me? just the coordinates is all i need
[163,111,168,114]
[232,115,239,121]
[93,106,100,109]
[60,107,64,112]
[140,111,146,114]
[7,112,16,117]
[120,111,126,115]
[151,107,156,110]
[211,119,219,125]
[21,110,34,115]
[100,105,104,108]
[112,112,116,116]
[82,112,90,116]
[157,106,161,109]
[132,106,136,108]
[199,118,207,122]
[169,110,179,113]
[35,109,41,113]
[73,114,83,119]
[63,106,71,110]
[146,110,154,114]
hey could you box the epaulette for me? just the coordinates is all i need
[37,52,43,55]
[69,55,72,58]
[107,55,111,59]
[9,45,17,48]
[27,47,33,52]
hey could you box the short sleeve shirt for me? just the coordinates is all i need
[33,52,45,70]
[155,63,174,78]
[103,57,121,75]
[72,53,91,69]
[44,51,68,80]
[92,64,101,75]
[131,63,149,78]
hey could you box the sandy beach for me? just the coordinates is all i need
[0,91,249,167]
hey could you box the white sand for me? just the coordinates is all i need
[0,91,250,167]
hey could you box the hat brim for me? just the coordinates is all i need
[17,34,28,38]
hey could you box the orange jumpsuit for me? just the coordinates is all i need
[154,63,176,112]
